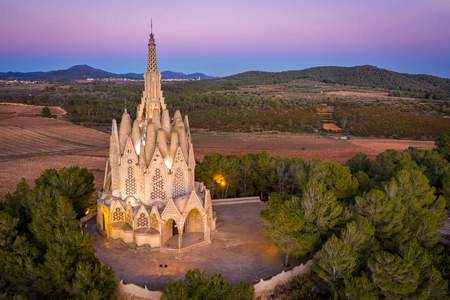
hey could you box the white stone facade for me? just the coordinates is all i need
[97,28,215,249]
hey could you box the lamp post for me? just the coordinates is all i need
[213,174,227,198]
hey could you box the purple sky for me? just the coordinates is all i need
[1,0,450,77]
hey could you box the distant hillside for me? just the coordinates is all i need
[224,65,450,94]
[0,65,214,82]
[172,65,449,100]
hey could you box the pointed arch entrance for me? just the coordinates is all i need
[163,219,181,248]
[182,208,205,247]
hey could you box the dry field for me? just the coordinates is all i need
[0,104,434,196]
[0,102,66,118]
[191,131,433,160]
[325,90,389,98]
[0,103,108,195]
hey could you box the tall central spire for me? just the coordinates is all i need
[136,21,166,124]
[147,20,157,72]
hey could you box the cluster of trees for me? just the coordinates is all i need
[0,167,116,299]
[196,143,450,203]
[334,103,450,138]
[197,152,330,199]
[164,90,320,133]
[161,269,253,300]
[196,152,277,199]
[260,141,450,298]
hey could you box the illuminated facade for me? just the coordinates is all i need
[97,26,216,249]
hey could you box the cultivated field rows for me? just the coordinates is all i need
[0,104,434,196]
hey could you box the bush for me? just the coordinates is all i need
[161,269,253,300]
[436,132,450,161]
[41,106,53,118]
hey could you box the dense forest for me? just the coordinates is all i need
[195,134,450,299]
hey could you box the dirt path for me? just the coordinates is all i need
[315,104,342,132]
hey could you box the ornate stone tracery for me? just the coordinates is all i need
[112,207,124,223]
[173,168,185,198]
[137,213,149,228]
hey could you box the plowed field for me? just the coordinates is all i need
[0,104,434,196]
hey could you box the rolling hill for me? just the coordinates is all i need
[1,64,449,99]
[169,65,449,100]
[0,65,215,81]
[223,65,450,95]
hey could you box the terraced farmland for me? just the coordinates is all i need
[0,116,108,159]
[0,104,108,195]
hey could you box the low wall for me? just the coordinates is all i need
[212,196,261,206]
[116,259,314,300]
[117,281,162,300]
[253,259,314,299]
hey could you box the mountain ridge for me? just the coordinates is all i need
[1,64,449,98]
[216,65,450,98]
[0,65,215,81]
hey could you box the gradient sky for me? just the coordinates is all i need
[1,0,450,77]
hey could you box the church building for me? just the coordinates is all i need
[97,26,216,249]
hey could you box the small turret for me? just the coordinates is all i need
[176,123,188,161]
[131,119,141,154]
[110,119,120,155]
[144,123,156,165]
[119,110,132,154]
[161,109,171,136]
[156,128,168,157]
[169,130,179,162]
[174,110,182,122]
[152,110,161,129]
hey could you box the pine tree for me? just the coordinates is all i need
[435,132,450,161]
[355,188,405,247]
[308,161,359,200]
[347,152,371,174]
[315,235,357,288]
[368,150,419,182]
[261,193,320,262]
[301,181,349,234]
[368,250,420,297]
[385,168,446,248]
[344,273,378,300]
[34,167,96,219]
